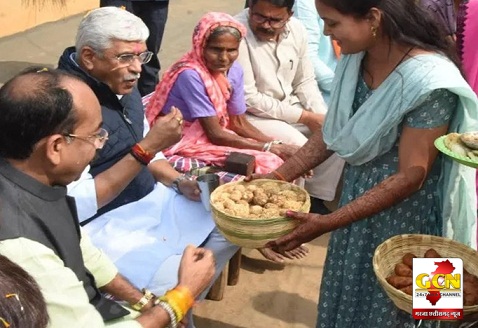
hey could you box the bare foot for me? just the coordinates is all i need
[257,245,309,263]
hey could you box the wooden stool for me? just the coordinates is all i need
[206,248,242,301]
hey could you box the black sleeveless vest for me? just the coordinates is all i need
[87,82,155,220]
[58,47,156,222]
[0,159,129,321]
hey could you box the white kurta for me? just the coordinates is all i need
[66,116,225,295]
[234,9,345,201]
[69,175,216,291]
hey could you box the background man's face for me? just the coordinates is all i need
[88,40,147,95]
[249,0,291,41]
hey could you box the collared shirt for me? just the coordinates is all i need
[234,9,327,124]
[0,233,141,327]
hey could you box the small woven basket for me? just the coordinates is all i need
[373,234,478,315]
[210,179,310,248]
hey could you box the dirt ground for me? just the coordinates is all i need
[193,234,330,328]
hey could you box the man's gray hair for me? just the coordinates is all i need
[75,7,149,54]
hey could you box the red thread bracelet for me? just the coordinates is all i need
[130,143,154,165]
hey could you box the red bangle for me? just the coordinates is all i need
[130,143,154,165]
[271,170,286,181]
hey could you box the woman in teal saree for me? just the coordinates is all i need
[249,0,478,326]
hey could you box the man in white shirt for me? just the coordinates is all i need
[58,8,238,327]
[235,0,344,215]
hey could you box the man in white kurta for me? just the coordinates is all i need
[60,9,238,324]
[235,1,344,203]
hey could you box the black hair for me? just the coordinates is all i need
[318,0,459,67]
[0,255,49,328]
[0,67,80,159]
[249,0,295,11]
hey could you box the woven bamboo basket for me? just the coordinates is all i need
[373,234,478,316]
[210,179,310,248]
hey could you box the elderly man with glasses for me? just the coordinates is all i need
[99,0,169,97]
[57,7,238,327]
[235,1,344,242]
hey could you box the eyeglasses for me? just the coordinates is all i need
[114,51,154,65]
[250,12,289,29]
[64,128,109,150]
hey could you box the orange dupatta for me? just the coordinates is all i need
[145,12,283,173]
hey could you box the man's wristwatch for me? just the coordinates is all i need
[171,175,190,195]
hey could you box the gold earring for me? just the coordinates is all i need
[371,26,377,39]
